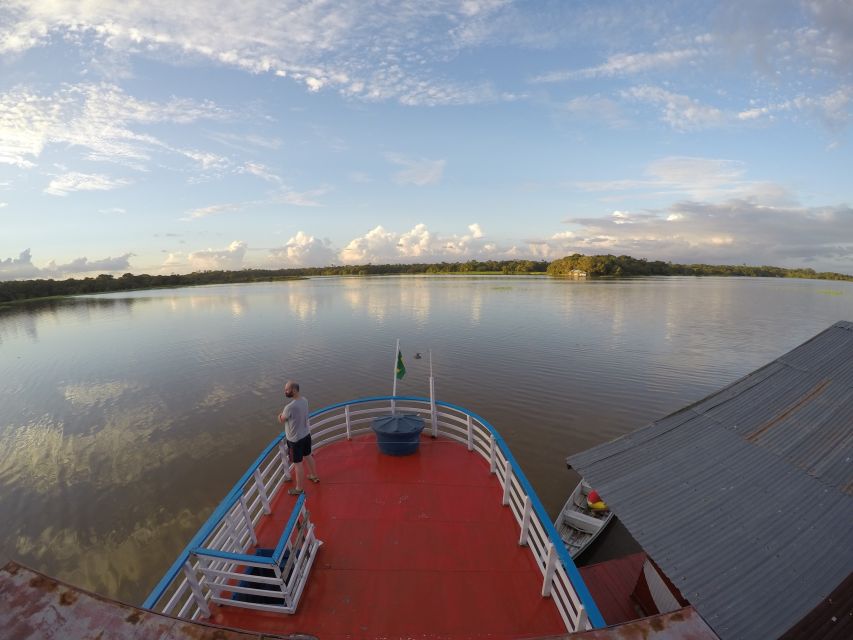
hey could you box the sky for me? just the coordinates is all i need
[0,0,851,279]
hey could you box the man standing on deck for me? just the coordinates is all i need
[278,380,319,495]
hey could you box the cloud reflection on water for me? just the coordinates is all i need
[2,276,852,607]
[0,297,141,344]
[0,395,225,492]
[338,277,435,326]
[63,380,140,407]
[13,507,204,602]
[197,384,237,409]
[287,289,317,321]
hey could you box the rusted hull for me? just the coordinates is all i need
[0,561,313,639]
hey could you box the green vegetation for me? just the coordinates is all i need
[0,260,547,304]
[0,270,303,304]
[547,253,853,281]
[319,259,548,275]
[1,255,849,304]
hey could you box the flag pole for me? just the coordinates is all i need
[429,350,438,438]
[392,338,400,413]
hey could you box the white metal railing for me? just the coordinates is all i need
[191,494,319,615]
[144,430,300,619]
[144,395,604,631]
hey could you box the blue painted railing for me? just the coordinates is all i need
[309,395,605,629]
[144,394,604,630]
[273,493,306,563]
[190,494,306,567]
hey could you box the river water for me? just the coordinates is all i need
[1,275,851,603]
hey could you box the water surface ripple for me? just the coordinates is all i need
[1,275,851,602]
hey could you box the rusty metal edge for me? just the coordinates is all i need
[0,560,316,640]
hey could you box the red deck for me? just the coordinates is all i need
[207,433,567,639]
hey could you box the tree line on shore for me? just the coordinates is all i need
[546,254,852,280]
[1,255,849,303]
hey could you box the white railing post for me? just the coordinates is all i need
[182,561,210,618]
[542,542,558,597]
[345,404,352,439]
[466,415,473,451]
[518,496,532,546]
[239,495,257,545]
[273,563,290,607]
[278,441,291,481]
[391,338,399,414]
[225,511,244,552]
[577,606,589,631]
[489,436,496,473]
[502,460,512,506]
[429,376,438,438]
[253,469,272,514]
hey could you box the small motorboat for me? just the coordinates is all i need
[555,479,614,558]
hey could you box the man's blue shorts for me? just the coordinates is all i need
[287,434,312,463]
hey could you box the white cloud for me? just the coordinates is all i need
[0,248,135,280]
[737,106,773,121]
[45,172,130,196]
[239,162,281,184]
[736,86,852,131]
[187,241,247,271]
[185,203,240,220]
[160,252,185,270]
[386,153,446,186]
[533,48,700,83]
[269,231,336,267]
[643,157,744,199]
[207,132,282,152]
[0,83,227,170]
[338,222,488,263]
[43,254,135,276]
[0,202,7,208]
[791,87,852,132]
[0,1,512,106]
[0,249,41,279]
[181,149,230,171]
[715,0,853,77]
[622,85,725,131]
[275,187,329,207]
[541,200,853,272]
[183,184,328,221]
[802,0,853,73]
[339,225,397,263]
[574,155,797,206]
[398,224,435,257]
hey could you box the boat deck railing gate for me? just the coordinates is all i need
[144,395,604,632]
[190,493,319,615]
[143,430,320,619]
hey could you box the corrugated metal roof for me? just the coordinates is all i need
[780,569,853,639]
[567,321,853,640]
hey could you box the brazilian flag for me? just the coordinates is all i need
[395,350,406,380]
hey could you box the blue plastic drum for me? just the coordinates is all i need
[371,414,426,456]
